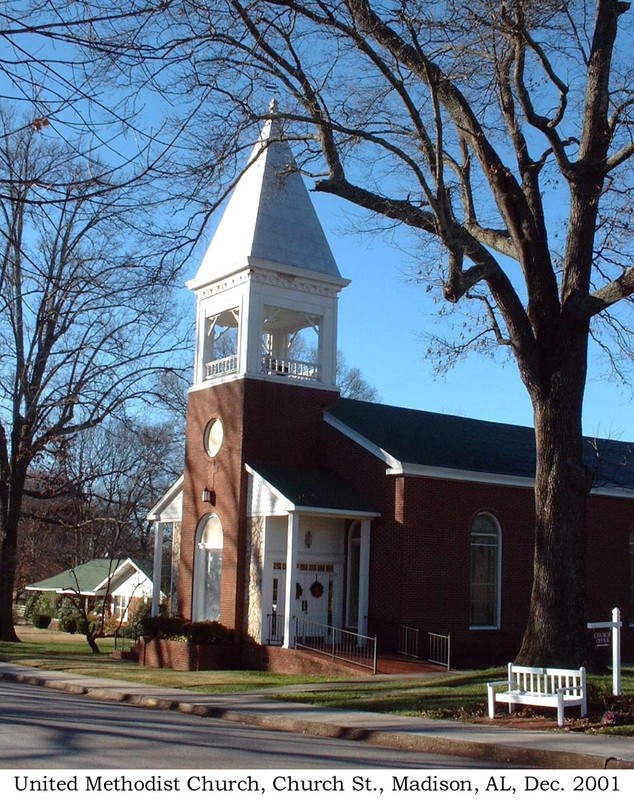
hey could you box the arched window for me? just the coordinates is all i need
[629,530,634,617]
[469,513,501,629]
[193,515,223,621]
[346,521,361,629]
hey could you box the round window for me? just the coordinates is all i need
[204,418,224,457]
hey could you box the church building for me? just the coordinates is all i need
[148,112,634,670]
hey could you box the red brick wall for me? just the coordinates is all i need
[322,421,634,666]
[180,378,339,633]
[180,379,246,627]
[135,638,241,671]
[180,376,634,666]
[241,379,340,468]
[242,643,364,676]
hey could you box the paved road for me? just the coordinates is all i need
[0,682,504,770]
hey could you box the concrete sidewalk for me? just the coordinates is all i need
[2,662,634,770]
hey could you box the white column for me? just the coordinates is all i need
[259,516,270,645]
[357,519,371,636]
[151,522,163,617]
[612,607,622,696]
[283,512,299,648]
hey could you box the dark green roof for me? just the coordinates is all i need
[328,398,634,490]
[26,559,127,594]
[250,464,378,514]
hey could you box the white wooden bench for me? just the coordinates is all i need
[487,662,587,727]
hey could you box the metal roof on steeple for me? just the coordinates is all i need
[190,104,344,287]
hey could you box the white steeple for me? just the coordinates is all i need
[190,106,344,286]
[187,106,348,391]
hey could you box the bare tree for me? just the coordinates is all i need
[64,418,183,564]
[0,2,170,187]
[17,418,180,652]
[0,114,185,641]
[13,1,633,665]
[335,352,381,401]
[17,415,182,583]
[93,0,631,666]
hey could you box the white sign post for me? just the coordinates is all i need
[587,607,622,696]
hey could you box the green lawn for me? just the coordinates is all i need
[2,627,634,731]
[273,668,506,718]
[0,630,332,693]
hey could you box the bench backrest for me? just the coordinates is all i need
[508,663,586,696]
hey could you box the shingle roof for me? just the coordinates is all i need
[25,558,132,595]
[191,114,344,284]
[327,398,634,491]
[249,464,379,514]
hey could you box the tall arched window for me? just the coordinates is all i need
[469,513,501,629]
[346,521,361,629]
[194,515,223,621]
[629,529,634,617]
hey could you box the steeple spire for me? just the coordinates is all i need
[190,110,343,286]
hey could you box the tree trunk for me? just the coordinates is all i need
[84,630,101,655]
[0,522,20,642]
[0,459,29,642]
[517,331,592,668]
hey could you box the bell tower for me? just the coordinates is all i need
[179,108,349,628]
[187,107,349,391]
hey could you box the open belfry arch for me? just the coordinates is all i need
[152,104,376,651]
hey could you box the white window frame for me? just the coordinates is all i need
[193,514,224,622]
[346,521,361,630]
[469,513,502,630]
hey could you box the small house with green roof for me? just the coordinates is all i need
[25,558,154,622]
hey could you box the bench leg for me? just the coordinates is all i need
[557,697,564,727]
[487,686,496,719]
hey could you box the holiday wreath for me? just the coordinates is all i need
[310,580,324,598]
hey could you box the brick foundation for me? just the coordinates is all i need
[134,638,241,671]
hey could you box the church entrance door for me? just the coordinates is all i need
[269,562,338,644]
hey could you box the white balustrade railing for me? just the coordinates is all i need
[261,355,320,381]
[204,354,321,381]
[205,354,238,379]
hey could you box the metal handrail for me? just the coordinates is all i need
[294,616,377,673]
[266,612,285,645]
[428,631,451,670]
[398,625,420,658]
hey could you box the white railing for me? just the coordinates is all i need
[205,354,238,379]
[398,625,420,659]
[428,631,451,670]
[261,355,320,381]
[294,617,377,673]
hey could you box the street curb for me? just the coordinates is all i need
[2,670,633,770]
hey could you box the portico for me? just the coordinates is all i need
[244,465,378,648]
